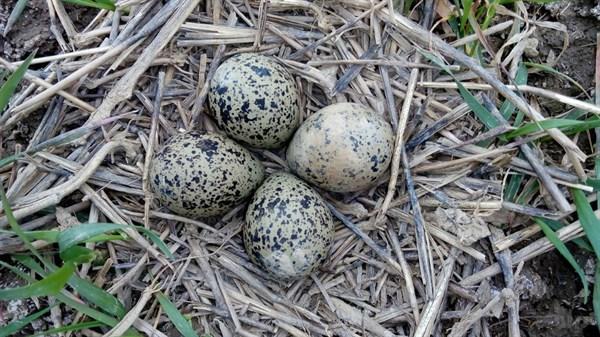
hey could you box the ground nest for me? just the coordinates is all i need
[1,0,600,336]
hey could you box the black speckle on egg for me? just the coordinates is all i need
[243,173,334,280]
[149,132,265,218]
[250,65,271,77]
[208,53,300,149]
[254,97,266,110]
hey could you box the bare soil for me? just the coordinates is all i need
[531,0,599,98]
[507,2,600,336]
[0,0,95,62]
[0,0,56,61]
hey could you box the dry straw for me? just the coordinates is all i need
[1,0,598,336]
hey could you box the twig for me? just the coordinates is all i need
[481,94,571,212]
[88,0,201,123]
[376,56,420,223]
[448,291,505,337]
[379,9,587,167]
[0,57,96,119]
[414,249,456,337]
[327,202,404,275]
[332,42,382,96]
[103,285,157,337]
[331,297,400,337]
[419,82,600,117]
[451,20,514,47]
[189,238,227,312]
[387,225,420,323]
[401,147,434,299]
[287,0,389,60]
[461,209,596,286]
[190,11,238,126]
[143,72,165,229]
[489,227,520,337]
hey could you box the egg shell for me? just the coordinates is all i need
[150,131,264,218]
[208,53,300,149]
[244,173,334,280]
[286,102,394,193]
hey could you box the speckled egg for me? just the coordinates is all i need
[150,131,265,218]
[243,173,334,280]
[208,53,300,149]
[287,103,394,193]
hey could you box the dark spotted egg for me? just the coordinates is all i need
[287,103,394,193]
[208,53,300,149]
[244,173,334,280]
[150,131,264,218]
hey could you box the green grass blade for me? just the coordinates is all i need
[3,0,28,36]
[156,292,199,337]
[138,227,172,258]
[420,50,499,129]
[504,173,523,202]
[456,81,499,130]
[505,119,588,139]
[448,16,460,37]
[0,229,59,242]
[524,62,589,98]
[586,178,600,192]
[60,245,96,264]
[501,64,528,121]
[0,259,137,336]
[53,290,138,337]
[595,264,600,331]
[513,109,525,128]
[58,223,123,252]
[564,107,591,120]
[481,0,499,30]
[515,179,539,205]
[56,292,124,329]
[16,255,126,319]
[459,0,473,35]
[61,0,115,10]
[0,181,44,262]
[561,119,600,136]
[0,52,34,114]
[0,306,51,337]
[69,274,126,318]
[0,262,75,300]
[30,321,104,336]
[572,189,600,261]
[535,217,589,301]
[543,219,594,252]
[58,223,173,258]
[0,229,123,246]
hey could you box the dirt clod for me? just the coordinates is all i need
[0,0,56,61]
[430,207,491,245]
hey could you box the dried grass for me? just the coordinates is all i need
[1,0,598,336]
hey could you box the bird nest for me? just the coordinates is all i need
[1,0,599,336]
